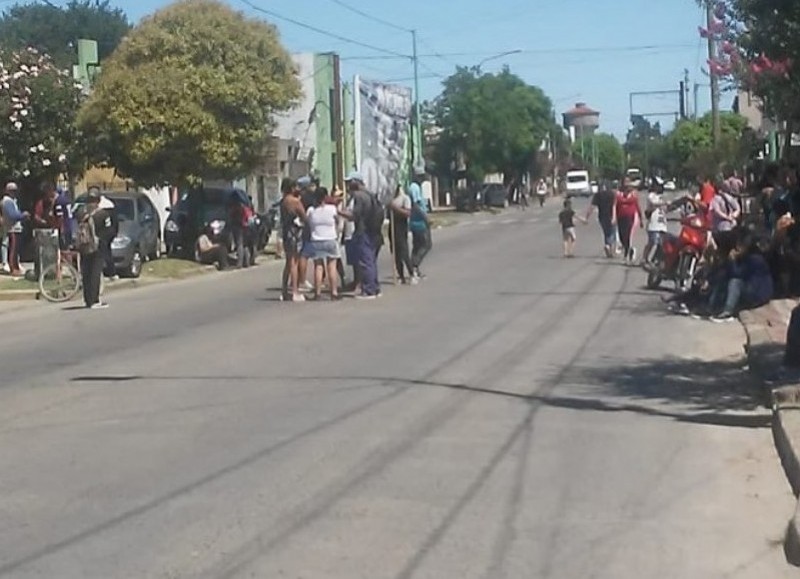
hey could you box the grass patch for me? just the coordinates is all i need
[143,258,212,279]
[0,276,38,291]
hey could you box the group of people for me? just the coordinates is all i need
[0,180,118,308]
[277,171,433,302]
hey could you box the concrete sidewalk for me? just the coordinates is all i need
[741,298,800,565]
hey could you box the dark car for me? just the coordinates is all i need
[165,187,274,258]
[72,191,161,278]
[482,183,509,208]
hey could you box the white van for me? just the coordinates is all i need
[565,170,591,197]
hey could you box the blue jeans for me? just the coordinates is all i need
[600,220,616,247]
[353,232,380,295]
[711,277,758,315]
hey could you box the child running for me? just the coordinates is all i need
[559,199,586,258]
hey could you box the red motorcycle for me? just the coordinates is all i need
[646,202,708,292]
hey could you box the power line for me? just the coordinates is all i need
[323,0,410,33]
[342,43,696,61]
[237,0,409,59]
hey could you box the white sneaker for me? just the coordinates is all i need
[302,281,313,292]
[90,302,109,310]
[1,263,9,274]
[292,294,306,303]
[410,276,420,285]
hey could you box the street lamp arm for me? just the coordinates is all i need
[476,49,523,72]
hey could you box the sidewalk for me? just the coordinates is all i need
[741,298,800,565]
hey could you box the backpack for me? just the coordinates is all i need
[76,211,99,254]
[366,193,385,238]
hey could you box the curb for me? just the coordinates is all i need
[0,256,281,303]
[742,310,800,566]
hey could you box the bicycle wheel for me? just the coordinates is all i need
[39,261,81,303]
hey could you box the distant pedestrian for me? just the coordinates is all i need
[409,174,432,281]
[340,171,381,299]
[585,184,617,258]
[535,179,548,207]
[517,182,530,210]
[389,184,414,284]
[76,190,112,309]
[91,188,119,280]
[280,178,307,302]
[31,183,59,280]
[615,178,644,264]
[304,187,341,300]
[296,175,316,291]
[559,199,586,258]
[1,182,29,277]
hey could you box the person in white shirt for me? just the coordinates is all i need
[302,187,341,300]
[643,185,668,265]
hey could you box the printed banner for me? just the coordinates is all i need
[356,78,412,202]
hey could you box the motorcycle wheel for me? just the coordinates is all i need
[678,254,697,293]
[646,270,662,290]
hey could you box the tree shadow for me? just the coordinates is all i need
[566,355,770,414]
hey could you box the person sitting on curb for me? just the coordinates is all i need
[707,234,773,323]
[196,225,229,271]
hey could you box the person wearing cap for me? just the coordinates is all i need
[340,170,381,298]
[1,182,29,277]
[76,190,113,309]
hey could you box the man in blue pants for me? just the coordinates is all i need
[343,171,381,299]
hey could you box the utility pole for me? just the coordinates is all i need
[706,1,721,144]
[332,53,345,191]
[411,29,423,174]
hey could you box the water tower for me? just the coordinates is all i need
[563,102,600,143]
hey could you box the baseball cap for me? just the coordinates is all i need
[345,170,364,183]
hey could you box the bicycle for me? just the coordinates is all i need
[39,242,106,304]
[39,247,81,303]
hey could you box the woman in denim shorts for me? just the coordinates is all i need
[303,188,341,300]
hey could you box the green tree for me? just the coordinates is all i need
[78,0,300,186]
[571,133,624,179]
[0,1,130,68]
[0,47,86,184]
[433,67,553,183]
[666,112,751,178]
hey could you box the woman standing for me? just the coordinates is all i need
[615,179,644,264]
[303,187,341,300]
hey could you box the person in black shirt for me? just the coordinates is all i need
[559,199,586,258]
[586,186,618,257]
[78,190,113,309]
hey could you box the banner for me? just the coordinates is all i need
[355,77,413,202]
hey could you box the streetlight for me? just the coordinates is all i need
[475,49,523,73]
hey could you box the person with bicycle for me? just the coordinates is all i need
[76,191,113,309]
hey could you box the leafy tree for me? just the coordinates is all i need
[572,133,624,179]
[432,67,553,183]
[0,1,130,68]
[666,112,751,178]
[0,47,86,185]
[78,0,300,186]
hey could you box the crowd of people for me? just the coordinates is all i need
[573,163,800,323]
[277,170,433,302]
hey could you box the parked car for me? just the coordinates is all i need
[454,187,481,212]
[482,183,509,208]
[565,170,592,197]
[165,186,273,258]
[664,180,677,191]
[73,191,161,278]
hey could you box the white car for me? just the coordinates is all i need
[664,180,677,191]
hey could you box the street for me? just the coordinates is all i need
[0,200,795,578]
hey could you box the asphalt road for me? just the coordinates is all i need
[0,199,795,578]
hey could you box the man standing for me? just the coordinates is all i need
[390,185,414,284]
[585,183,618,258]
[76,190,112,309]
[408,174,432,281]
[342,171,380,299]
[1,182,29,277]
[32,183,60,280]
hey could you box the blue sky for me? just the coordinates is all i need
[103,0,726,138]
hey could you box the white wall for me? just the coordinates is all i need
[273,53,318,162]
